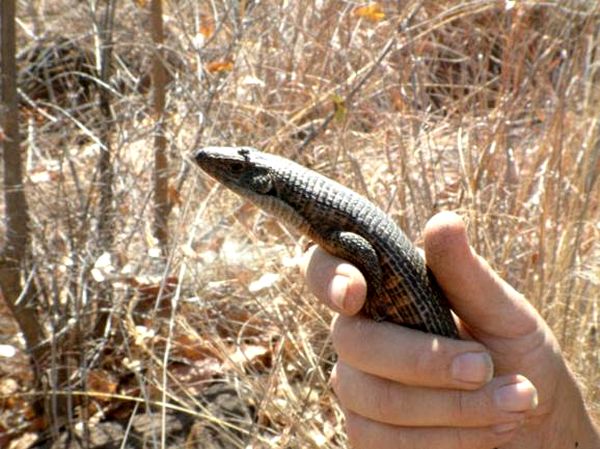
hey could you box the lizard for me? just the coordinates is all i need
[193,146,459,339]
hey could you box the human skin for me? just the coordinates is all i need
[301,211,600,449]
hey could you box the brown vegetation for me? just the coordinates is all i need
[1,0,599,447]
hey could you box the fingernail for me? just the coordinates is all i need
[493,421,522,434]
[451,352,494,384]
[494,376,538,412]
[329,275,349,310]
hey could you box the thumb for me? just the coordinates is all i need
[424,211,540,339]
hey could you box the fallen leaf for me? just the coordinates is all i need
[148,247,162,258]
[136,276,179,301]
[133,326,156,345]
[248,272,280,292]
[353,3,385,22]
[200,13,215,38]
[332,94,347,122]
[0,344,16,358]
[94,252,113,270]
[173,334,216,361]
[90,268,106,282]
[241,75,265,87]
[206,60,234,73]
[87,370,118,402]
[91,252,115,282]
[224,344,271,371]
[169,359,222,395]
[6,431,38,449]
[29,165,60,184]
[168,184,182,206]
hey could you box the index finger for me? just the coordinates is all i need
[301,245,367,316]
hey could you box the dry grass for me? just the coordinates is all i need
[2,0,599,447]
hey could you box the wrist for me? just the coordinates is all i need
[578,406,600,448]
[568,374,600,449]
[542,369,600,449]
[574,408,600,448]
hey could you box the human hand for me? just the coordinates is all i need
[302,211,599,448]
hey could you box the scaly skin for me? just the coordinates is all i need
[193,146,458,338]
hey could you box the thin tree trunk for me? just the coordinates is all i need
[94,0,117,337]
[96,0,116,251]
[0,0,45,413]
[151,0,169,252]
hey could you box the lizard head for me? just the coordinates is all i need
[193,146,276,197]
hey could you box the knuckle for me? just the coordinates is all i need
[452,389,469,422]
[330,314,347,352]
[372,379,393,421]
[449,387,499,428]
[329,313,341,335]
[344,412,368,449]
[302,246,337,301]
[410,338,454,384]
[411,338,487,388]
[451,427,471,449]
[331,315,368,358]
[412,343,437,379]
[424,212,466,259]
[329,362,355,408]
[451,427,504,449]
[329,364,350,406]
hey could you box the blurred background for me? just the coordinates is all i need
[0,0,598,447]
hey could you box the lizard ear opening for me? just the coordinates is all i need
[242,172,275,195]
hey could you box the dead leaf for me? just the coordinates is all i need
[133,325,156,345]
[6,431,38,449]
[173,335,217,361]
[87,370,118,402]
[353,3,385,22]
[224,344,271,371]
[0,344,16,358]
[136,276,178,302]
[169,359,222,395]
[129,276,179,321]
[332,94,347,122]
[91,252,115,282]
[200,13,215,38]
[168,184,182,206]
[389,87,406,112]
[206,60,234,73]
[248,272,280,293]
[28,166,60,184]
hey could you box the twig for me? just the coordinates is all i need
[296,2,425,153]
[296,36,397,154]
